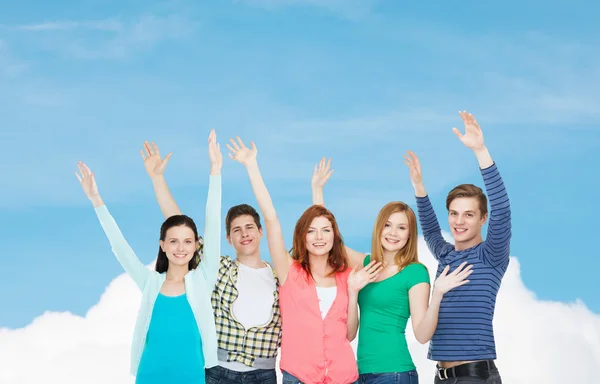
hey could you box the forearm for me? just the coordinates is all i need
[474,146,493,169]
[203,175,222,257]
[346,291,359,341]
[312,186,324,206]
[151,176,182,218]
[413,182,427,198]
[413,292,443,344]
[245,159,277,221]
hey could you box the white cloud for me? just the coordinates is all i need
[2,236,598,383]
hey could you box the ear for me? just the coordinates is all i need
[226,235,232,245]
[159,240,165,252]
[258,227,264,237]
[480,212,488,225]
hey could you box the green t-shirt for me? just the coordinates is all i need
[357,255,430,374]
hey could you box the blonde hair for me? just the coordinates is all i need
[370,202,419,270]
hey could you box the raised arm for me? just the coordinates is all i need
[227,137,294,284]
[453,111,511,266]
[409,262,472,343]
[140,141,182,218]
[75,161,151,290]
[197,129,222,286]
[311,157,366,269]
[346,260,383,341]
[404,151,454,260]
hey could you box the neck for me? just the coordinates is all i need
[382,250,397,267]
[308,254,330,276]
[165,264,188,281]
[455,234,483,251]
[236,253,265,269]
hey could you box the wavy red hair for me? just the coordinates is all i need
[291,205,348,276]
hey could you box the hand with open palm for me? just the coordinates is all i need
[140,141,172,180]
[75,161,104,208]
[312,157,334,190]
[453,111,485,151]
[348,261,384,294]
[226,136,257,167]
[433,261,473,296]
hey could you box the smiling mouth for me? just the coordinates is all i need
[454,228,467,233]
[240,239,253,246]
[312,243,327,247]
[385,238,400,244]
[173,254,188,258]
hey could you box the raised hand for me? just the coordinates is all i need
[208,129,223,173]
[433,261,473,295]
[348,261,384,294]
[140,141,172,179]
[312,157,334,189]
[226,136,257,166]
[453,111,485,151]
[75,161,103,207]
[403,151,423,188]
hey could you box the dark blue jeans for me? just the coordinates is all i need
[359,370,419,384]
[282,370,359,384]
[205,365,277,384]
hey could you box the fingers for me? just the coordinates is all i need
[235,136,246,149]
[75,171,82,183]
[452,127,463,139]
[140,149,146,161]
[163,152,172,167]
[250,141,257,151]
[439,265,450,277]
[144,141,154,156]
[228,138,240,152]
[225,143,236,156]
[152,142,160,157]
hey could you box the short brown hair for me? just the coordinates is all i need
[446,184,488,217]
[371,202,420,270]
[291,205,348,277]
[225,204,262,236]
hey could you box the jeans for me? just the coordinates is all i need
[433,367,502,384]
[205,365,277,384]
[282,370,359,384]
[359,370,419,384]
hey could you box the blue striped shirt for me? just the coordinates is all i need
[416,163,511,362]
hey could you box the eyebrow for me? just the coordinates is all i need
[309,226,332,230]
[168,237,195,241]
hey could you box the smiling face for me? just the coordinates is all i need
[380,211,410,254]
[159,225,198,267]
[448,197,488,250]
[227,214,263,257]
[305,216,335,258]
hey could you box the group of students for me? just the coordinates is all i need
[75,111,511,384]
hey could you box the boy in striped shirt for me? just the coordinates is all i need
[405,111,511,383]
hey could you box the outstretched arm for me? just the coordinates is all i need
[409,262,472,343]
[140,141,181,218]
[75,162,150,290]
[197,129,222,286]
[311,157,366,269]
[346,261,383,341]
[404,152,454,260]
[227,137,294,284]
[453,111,511,266]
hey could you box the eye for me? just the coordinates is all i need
[466,213,473,218]
[384,223,390,227]
[307,229,315,233]
[170,240,177,243]
[185,240,192,244]
[450,212,457,216]
[324,229,331,232]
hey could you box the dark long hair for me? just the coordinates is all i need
[155,215,202,273]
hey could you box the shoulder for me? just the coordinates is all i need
[402,262,430,282]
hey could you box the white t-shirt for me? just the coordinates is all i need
[219,261,277,372]
[316,286,337,319]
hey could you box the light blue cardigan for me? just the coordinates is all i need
[94,175,221,376]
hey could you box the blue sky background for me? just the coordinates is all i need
[1,0,598,328]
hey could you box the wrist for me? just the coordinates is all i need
[210,165,222,175]
[473,145,488,155]
[90,196,104,208]
[431,288,444,302]
[414,183,427,198]
[151,174,165,183]
[245,158,259,169]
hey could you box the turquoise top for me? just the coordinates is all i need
[137,293,205,383]
[94,175,221,375]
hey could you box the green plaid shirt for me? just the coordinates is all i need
[211,256,282,367]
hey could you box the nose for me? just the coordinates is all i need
[456,215,465,224]
[316,230,323,240]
